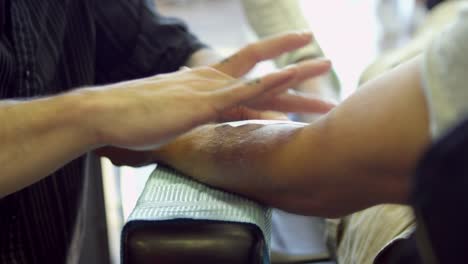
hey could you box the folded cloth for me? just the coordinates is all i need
[122,165,272,262]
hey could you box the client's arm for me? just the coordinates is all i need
[155,57,430,217]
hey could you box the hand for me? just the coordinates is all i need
[213,32,336,120]
[87,66,296,150]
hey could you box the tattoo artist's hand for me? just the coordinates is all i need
[290,74,340,122]
[212,32,335,121]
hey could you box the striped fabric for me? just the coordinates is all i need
[124,165,272,262]
[0,0,204,263]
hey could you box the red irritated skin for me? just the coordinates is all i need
[153,57,430,218]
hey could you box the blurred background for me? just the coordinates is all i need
[101,0,428,263]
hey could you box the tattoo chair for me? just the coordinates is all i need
[121,165,332,264]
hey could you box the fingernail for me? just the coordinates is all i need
[316,58,331,64]
[317,59,332,68]
[323,99,338,109]
[326,100,337,107]
[299,58,331,66]
[283,67,297,76]
[284,64,298,71]
[297,31,313,39]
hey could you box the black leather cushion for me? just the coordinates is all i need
[121,219,266,264]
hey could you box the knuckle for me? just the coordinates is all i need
[244,43,261,62]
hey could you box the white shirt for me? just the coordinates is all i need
[422,5,468,139]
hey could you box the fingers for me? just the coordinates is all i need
[213,32,313,77]
[217,107,289,122]
[251,92,336,113]
[252,59,332,99]
[240,59,334,114]
[211,58,332,116]
[210,68,295,113]
[283,59,332,90]
[145,66,234,83]
[256,111,290,120]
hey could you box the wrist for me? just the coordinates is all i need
[63,88,105,149]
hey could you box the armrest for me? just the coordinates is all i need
[271,251,331,264]
[123,220,265,264]
[121,165,272,264]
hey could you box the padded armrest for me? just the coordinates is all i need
[123,220,265,264]
[121,165,271,264]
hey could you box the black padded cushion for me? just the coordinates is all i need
[121,219,266,264]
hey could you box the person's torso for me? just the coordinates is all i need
[0,0,95,263]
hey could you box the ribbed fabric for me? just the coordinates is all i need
[0,0,204,263]
[125,166,272,258]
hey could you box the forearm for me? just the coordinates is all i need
[155,120,335,213]
[156,121,308,200]
[0,91,97,197]
[267,57,429,215]
[270,57,429,215]
[156,57,430,217]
